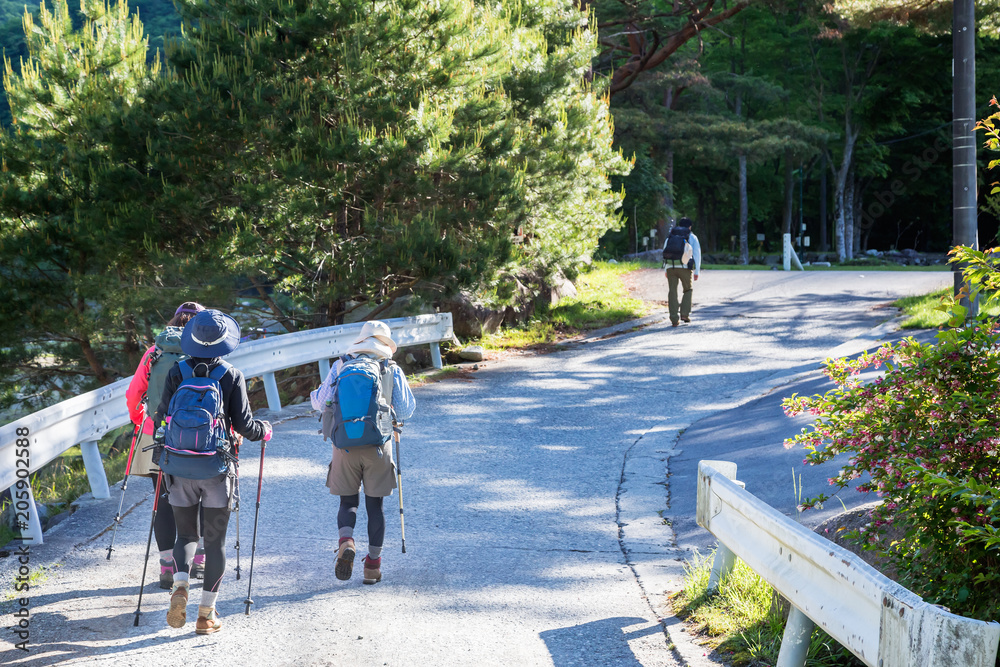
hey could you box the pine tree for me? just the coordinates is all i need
[0,0,160,388]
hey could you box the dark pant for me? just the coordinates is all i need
[150,475,176,553]
[173,504,230,593]
[338,494,385,548]
[665,267,694,324]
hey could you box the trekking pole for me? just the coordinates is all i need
[107,422,141,560]
[244,440,266,615]
[394,422,406,554]
[133,470,164,626]
[234,465,242,580]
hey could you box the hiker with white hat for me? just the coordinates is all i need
[310,319,416,584]
[152,309,272,634]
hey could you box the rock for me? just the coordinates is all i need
[405,353,416,365]
[459,346,485,362]
[865,249,880,257]
[607,259,618,264]
[440,291,506,338]
[289,395,306,405]
[547,270,578,306]
[813,261,832,267]
[901,248,919,258]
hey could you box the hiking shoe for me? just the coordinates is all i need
[192,547,206,580]
[671,321,679,327]
[682,317,691,323]
[166,584,189,628]
[362,556,382,585]
[195,606,222,635]
[335,538,356,581]
[159,559,176,590]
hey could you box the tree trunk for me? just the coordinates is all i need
[831,120,859,263]
[844,174,855,261]
[80,336,110,385]
[739,154,749,265]
[819,155,828,251]
[660,149,674,245]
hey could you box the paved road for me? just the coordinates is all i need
[0,269,952,666]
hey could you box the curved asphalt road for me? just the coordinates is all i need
[0,269,951,666]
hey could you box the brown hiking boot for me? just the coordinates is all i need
[362,556,382,585]
[335,538,356,581]
[166,583,188,628]
[195,606,222,635]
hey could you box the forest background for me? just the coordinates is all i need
[2,0,1000,418]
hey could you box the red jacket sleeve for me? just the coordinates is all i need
[126,346,156,427]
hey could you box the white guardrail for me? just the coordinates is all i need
[697,460,1000,667]
[0,313,453,545]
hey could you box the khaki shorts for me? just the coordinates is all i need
[128,430,161,477]
[326,443,396,497]
[165,473,233,509]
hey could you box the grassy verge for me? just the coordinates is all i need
[478,261,653,351]
[674,552,862,666]
[894,288,1000,329]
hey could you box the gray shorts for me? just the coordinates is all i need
[165,473,233,509]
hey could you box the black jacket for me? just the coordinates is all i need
[152,357,267,443]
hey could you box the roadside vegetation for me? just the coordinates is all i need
[477,261,654,352]
[675,553,861,666]
[895,287,1000,329]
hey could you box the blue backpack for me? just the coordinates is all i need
[320,356,395,450]
[160,360,233,479]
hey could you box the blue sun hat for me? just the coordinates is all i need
[180,309,241,358]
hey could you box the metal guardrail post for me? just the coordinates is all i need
[777,606,815,667]
[263,372,282,412]
[318,358,331,382]
[80,440,110,499]
[430,342,443,369]
[19,479,44,545]
[707,543,736,592]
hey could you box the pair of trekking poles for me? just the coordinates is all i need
[107,424,267,625]
[112,421,408,626]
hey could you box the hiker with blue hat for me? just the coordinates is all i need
[152,308,272,634]
[310,320,416,585]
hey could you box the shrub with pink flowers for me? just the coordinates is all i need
[782,317,1000,620]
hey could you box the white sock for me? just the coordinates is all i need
[201,590,219,609]
[159,550,174,562]
[173,572,190,588]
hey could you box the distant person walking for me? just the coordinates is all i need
[661,217,702,327]
[311,320,415,585]
[152,309,272,634]
[125,302,204,589]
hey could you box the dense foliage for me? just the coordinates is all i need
[595,0,1000,258]
[783,321,1000,619]
[0,0,627,405]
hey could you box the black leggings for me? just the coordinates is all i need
[173,504,230,592]
[338,494,385,547]
[151,475,175,553]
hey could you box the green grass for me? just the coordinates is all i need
[674,552,862,666]
[478,261,652,351]
[894,288,1000,329]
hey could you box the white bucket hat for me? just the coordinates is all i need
[346,320,397,359]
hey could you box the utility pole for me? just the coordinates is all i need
[953,0,978,316]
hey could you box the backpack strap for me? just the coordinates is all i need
[379,360,396,418]
[179,358,195,381]
[208,360,231,382]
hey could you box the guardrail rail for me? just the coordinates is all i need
[0,313,454,545]
[696,460,1000,667]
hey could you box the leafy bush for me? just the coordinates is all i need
[783,315,1000,620]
